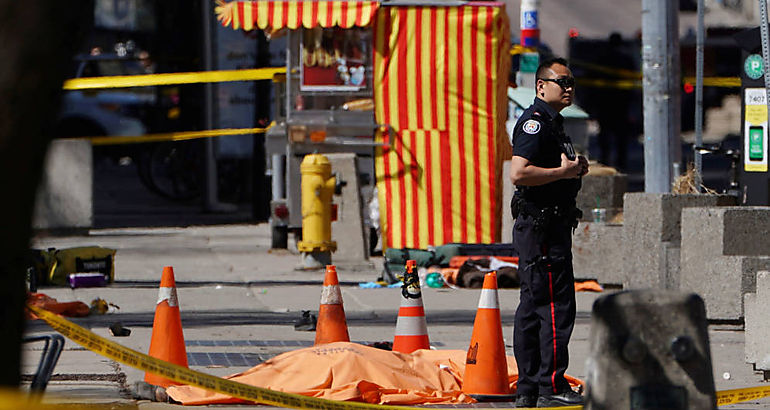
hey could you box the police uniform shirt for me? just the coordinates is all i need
[512,97,580,206]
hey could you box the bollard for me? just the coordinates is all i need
[297,154,337,269]
[585,290,716,410]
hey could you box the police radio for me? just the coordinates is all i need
[562,141,577,161]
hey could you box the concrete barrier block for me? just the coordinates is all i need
[327,153,368,263]
[572,222,624,284]
[623,193,735,290]
[744,271,770,369]
[33,139,92,230]
[575,174,627,221]
[720,207,770,256]
[680,207,770,320]
[681,255,770,320]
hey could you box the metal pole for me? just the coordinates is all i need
[642,0,681,193]
[694,0,705,192]
[201,0,221,212]
[759,0,770,137]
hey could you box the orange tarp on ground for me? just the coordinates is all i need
[166,342,583,406]
[373,4,511,250]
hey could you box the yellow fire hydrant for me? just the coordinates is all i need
[297,154,337,268]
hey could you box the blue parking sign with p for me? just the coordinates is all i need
[522,11,538,29]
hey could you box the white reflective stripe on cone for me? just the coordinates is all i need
[157,287,179,307]
[399,296,424,308]
[395,316,429,336]
[320,285,343,305]
[477,288,499,309]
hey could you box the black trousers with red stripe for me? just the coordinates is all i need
[512,213,576,397]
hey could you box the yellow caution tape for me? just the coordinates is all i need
[27,304,770,409]
[26,304,583,410]
[63,67,285,90]
[682,76,741,88]
[577,76,741,90]
[576,78,642,90]
[716,385,770,406]
[570,59,642,79]
[84,126,272,146]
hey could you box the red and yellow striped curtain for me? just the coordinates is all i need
[215,0,379,30]
[373,4,511,250]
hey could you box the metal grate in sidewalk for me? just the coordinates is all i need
[187,352,272,367]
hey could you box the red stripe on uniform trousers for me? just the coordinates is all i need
[543,243,558,394]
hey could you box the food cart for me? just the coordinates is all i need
[216,1,511,251]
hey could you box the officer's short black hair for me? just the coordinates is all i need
[535,57,569,79]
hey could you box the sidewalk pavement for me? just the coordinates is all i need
[23,223,770,409]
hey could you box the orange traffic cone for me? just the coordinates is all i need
[145,266,188,387]
[462,271,515,401]
[314,265,350,344]
[392,260,430,353]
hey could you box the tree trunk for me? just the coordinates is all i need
[0,1,91,386]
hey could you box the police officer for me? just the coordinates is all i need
[509,57,588,408]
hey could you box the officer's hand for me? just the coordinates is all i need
[560,153,582,179]
[577,155,589,176]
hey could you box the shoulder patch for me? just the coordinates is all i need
[522,119,541,135]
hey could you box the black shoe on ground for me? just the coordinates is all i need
[515,393,538,408]
[537,390,584,407]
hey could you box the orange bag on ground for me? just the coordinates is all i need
[166,342,583,406]
[25,293,89,320]
[575,280,604,292]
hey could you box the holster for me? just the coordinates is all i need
[511,194,522,220]
[517,200,582,233]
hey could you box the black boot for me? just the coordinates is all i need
[515,393,538,408]
[537,390,584,407]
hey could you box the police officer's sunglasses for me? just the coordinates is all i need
[538,77,575,89]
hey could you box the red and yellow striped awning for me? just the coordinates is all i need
[373,4,511,249]
[215,1,380,31]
